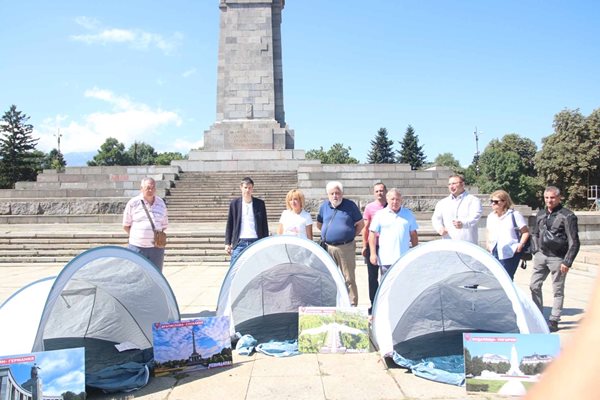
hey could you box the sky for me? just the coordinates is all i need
[1,1,599,167]
[464,333,560,361]
[2,348,85,396]
[153,317,230,362]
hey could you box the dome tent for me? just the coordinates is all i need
[216,235,351,343]
[371,240,548,384]
[0,246,180,392]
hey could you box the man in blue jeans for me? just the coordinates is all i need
[530,186,580,332]
[225,177,269,266]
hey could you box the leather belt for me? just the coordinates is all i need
[326,239,354,246]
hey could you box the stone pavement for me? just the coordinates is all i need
[0,227,597,400]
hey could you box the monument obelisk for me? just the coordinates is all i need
[203,0,295,151]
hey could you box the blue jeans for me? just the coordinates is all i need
[127,244,164,273]
[230,238,257,266]
[492,246,521,280]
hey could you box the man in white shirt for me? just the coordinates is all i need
[225,177,269,266]
[431,174,482,244]
[369,188,419,276]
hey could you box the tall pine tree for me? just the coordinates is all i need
[397,124,426,170]
[0,105,39,188]
[367,127,396,163]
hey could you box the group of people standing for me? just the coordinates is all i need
[430,174,580,332]
[123,174,580,333]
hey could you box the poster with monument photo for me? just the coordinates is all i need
[463,333,561,396]
[298,307,371,353]
[152,317,233,376]
[0,347,85,400]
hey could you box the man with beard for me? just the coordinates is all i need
[317,181,364,306]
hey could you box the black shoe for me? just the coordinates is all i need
[548,320,559,332]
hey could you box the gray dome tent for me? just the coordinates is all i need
[371,240,548,384]
[216,236,351,343]
[0,246,180,392]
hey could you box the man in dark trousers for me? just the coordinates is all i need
[361,181,387,314]
[530,186,580,332]
[225,177,269,266]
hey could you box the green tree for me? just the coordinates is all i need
[432,152,464,174]
[41,148,66,171]
[305,147,328,162]
[397,125,426,169]
[535,108,600,208]
[487,133,537,175]
[127,141,157,165]
[306,143,359,164]
[367,127,396,163]
[0,105,39,188]
[155,151,185,165]
[88,137,131,166]
[327,143,359,164]
[477,148,522,192]
[476,134,543,207]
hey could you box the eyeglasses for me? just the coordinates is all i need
[490,199,503,205]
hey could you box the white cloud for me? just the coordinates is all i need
[35,88,183,154]
[70,16,182,55]
[172,137,204,152]
[182,68,197,78]
[73,16,100,30]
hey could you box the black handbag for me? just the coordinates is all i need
[511,212,532,261]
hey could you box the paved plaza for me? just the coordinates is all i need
[0,224,597,400]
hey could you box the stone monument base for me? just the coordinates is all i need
[173,149,313,172]
[203,120,294,151]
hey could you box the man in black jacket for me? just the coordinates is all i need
[530,186,580,332]
[225,177,269,266]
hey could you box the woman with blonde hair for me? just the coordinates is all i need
[277,189,313,240]
[486,189,530,280]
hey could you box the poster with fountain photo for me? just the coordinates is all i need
[463,333,561,396]
[298,307,371,353]
[0,347,85,400]
[152,317,232,376]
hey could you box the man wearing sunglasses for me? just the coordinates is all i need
[432,174,482,244]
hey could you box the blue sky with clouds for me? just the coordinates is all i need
[153,317,231,362]
[1,1,599,167]
[3,348,85,396]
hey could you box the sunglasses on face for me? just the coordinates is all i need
[490,199,503,205]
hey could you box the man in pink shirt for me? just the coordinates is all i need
[361,181,387,314]
[123,177,168,272]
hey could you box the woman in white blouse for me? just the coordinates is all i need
[486,190,530,280]
[277,189,313,240]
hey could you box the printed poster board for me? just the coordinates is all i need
[298,306,371,353]
[0,347,85,399]
[152,317,232,376]
[463,332,561,396]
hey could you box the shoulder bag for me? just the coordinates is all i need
[319,209,337,251]
[141,200,167,248]
[511,211,531,261]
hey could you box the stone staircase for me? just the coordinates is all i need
[166,171,299,222]
[0,221,596,275]
[0,221,440,267]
